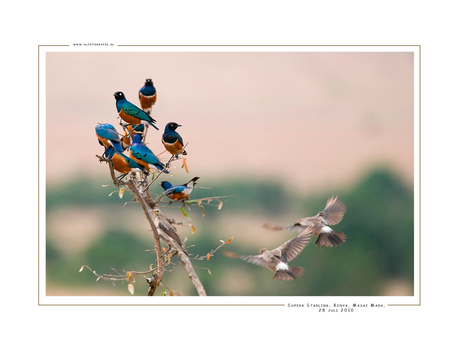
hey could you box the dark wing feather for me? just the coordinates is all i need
[276,225,314,262]
[239,254,270,268]
[157,218,182,245]
[319,196,346,225]
[262,223,308,233]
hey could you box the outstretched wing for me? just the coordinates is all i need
[275,225,314,262]
[222,251,268,267]
[318,196,346,225]
[262,223,309,233]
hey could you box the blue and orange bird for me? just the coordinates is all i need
[121,124,145,150]
[162,122,187,157]
[129,134,169,174]
[95,123,124,156]
[160,177,200,201]
[114,91,159,130]
[104,146,148,180]
[138,79,157,115]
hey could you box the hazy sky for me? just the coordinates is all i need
[46,51,414,191]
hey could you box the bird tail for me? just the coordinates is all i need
[273,266,304,281]
[103,146,113,158]
[148,120,159,130]
[155,164,169,174]
[315,231,347,248]
[188,176,200,186]
[111,141,124,152]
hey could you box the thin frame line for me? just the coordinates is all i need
[39,45,421,306]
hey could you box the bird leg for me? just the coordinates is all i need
[117,173,128,181]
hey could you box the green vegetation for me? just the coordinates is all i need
[46,168,414,296]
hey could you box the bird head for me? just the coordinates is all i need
[160,181,172,190]
[145,79,154,86]
[113,91,125,101]
[166,122,181,131]
[131,134,143,144]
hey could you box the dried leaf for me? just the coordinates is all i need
[128,283,134,295]
[79,265,85,272]
[126,271,131,282]
[180,206,192,219]
[162,247,166,252]
[118,187,125,199]
[190,225,196,234]
[206,253,211,261]
[218,201,223,210]
[225,237,233,245]
[199,205,205,217]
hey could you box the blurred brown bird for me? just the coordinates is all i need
[223,225,314,281]
[151,208,188,256]
[263,196,347,248]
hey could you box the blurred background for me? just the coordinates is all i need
[46,51,414,296]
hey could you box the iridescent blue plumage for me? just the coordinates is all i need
[95,123,124,152]
[139,79,156,96]
[129,134,169,173]
[160,177,199,200]
[105,146,147,172]
[113,91,159,130]
[162,122,187,156]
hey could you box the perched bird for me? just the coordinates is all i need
[138,78,157,115]
[223,226,314,281]
[95,123,124,154]
[160,177,200,201]
[129,134,169,174]
[104,146,148,179]
[151,208,188,256]
[162,122,187,157]
[264,196,347,248]
[114,91,158,130]
[121,124,145,150]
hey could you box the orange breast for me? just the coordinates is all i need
[167,191,189,201]
[139,94,157,111]
[119,110,141,125]
[162,139,183,155]
[96,134,111,148]
[111,153,132,174]
[128,151,150,171]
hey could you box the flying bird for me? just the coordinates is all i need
[160,177,200,201]
[223,226,314,281]
[264,196,347,248]
[138,78,157,115]
[95,123,124,154]
[162,122,187,157]
[104,146,148,180]
[114,91,158,130]
[129,134,169,174]
[151,208,188,256]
